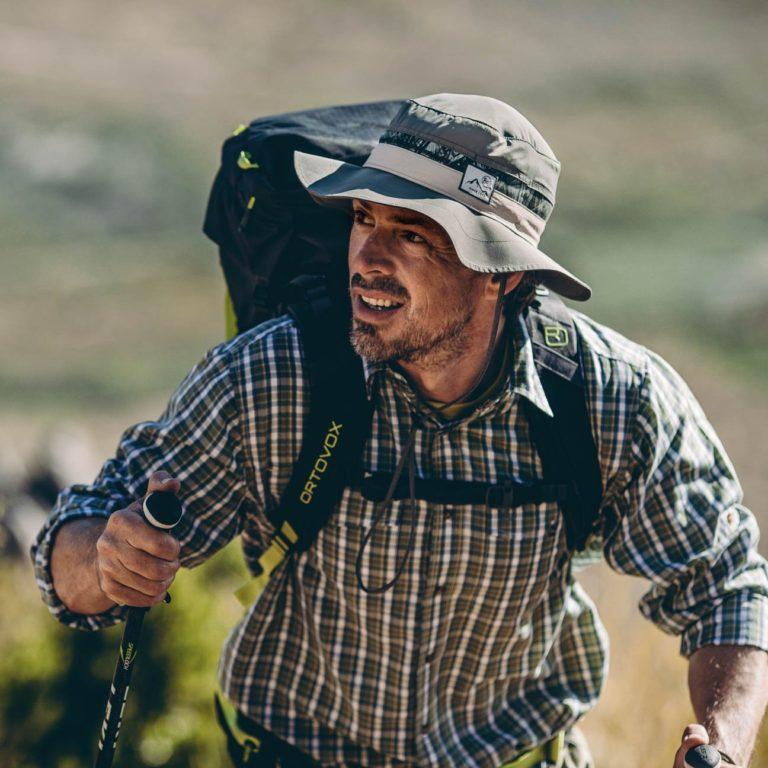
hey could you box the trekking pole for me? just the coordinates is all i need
[93,490,183,768]
[684,745,722,768]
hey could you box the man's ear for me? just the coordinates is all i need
[485,272,524,299]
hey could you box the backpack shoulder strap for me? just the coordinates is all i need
[280,276,372,549]
[234,277,371,607]
[524,289,603,552]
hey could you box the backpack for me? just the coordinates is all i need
[203,99,603,605]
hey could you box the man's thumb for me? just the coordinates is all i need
[681,724,709,746]
[676,724,710,768]
[146,471,181,495]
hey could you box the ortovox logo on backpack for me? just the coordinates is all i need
[544,325,569,348]
[300,421,344,505]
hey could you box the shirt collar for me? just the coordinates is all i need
[507,312,554,417]
[359,313,554,418]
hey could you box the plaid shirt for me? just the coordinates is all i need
[32,310,768,768]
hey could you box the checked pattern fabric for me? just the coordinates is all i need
[32,310,768,768]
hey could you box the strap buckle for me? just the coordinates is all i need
[214,691,263,762]
[484,481,515,508]
[241,736,260,761]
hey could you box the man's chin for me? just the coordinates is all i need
[350,321,395,363]
[350,311,475,369]
[350,322,429,366]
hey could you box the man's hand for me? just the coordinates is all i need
[673,724,741,767]
[95,472,182,608]
[681,643,768,768]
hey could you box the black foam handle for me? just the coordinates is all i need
[684,745,722,768]
[142,490,183,530]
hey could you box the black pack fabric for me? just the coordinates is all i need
[203,99,404,331]
[525,290,604,551]
[275,277,372,552]
[203,100,603,558]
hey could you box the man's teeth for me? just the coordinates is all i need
[361,295,402,308]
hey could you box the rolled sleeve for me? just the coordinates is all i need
[33,503,131,631]
[680,580,768,657]
[30,340,251,631]
[601,349,768,658]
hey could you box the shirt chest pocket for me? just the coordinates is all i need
[455,500,564,614]
[444,500,568,688]
[310,487,416,594]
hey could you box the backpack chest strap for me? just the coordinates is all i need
[356,471,570,508]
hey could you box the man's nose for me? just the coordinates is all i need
[351,228,397,275]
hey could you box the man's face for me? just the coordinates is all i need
[347,198,487,367]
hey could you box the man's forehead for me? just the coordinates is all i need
[353,198,441,229]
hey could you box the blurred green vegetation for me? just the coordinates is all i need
[1,542,248,767]
[1,0,767,766]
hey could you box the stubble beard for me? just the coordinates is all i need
[350,300,477,370]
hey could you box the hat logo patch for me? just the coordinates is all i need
[459,164,497,203]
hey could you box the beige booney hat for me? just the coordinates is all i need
[293,93,591,301]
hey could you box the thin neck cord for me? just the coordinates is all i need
[355,276,509,594]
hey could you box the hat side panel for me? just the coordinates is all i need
[391,98,560,200]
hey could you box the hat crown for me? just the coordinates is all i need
[384,93,560,204]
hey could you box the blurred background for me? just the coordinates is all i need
[1,1,767,766]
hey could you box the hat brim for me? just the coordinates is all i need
[294,150,591,302]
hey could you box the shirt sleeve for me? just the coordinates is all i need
[30,341,250,631]
[600,349,768,658]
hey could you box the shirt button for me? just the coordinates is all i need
[434,583,446,596]
[444,506,454,518]
[425,649,438,664]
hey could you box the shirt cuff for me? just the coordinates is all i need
[680,591,768,658]
[31,508,130,631]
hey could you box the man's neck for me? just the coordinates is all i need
[395,316,508,404]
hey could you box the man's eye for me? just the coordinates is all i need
[403,231,427,244]
[352,210,371,225]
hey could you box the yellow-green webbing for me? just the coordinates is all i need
[234,521,299,608]
[225,292,238,341]
[214,691,261,760]
[499,731,565,768]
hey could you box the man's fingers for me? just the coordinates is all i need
[146,471,181,495]
[674,723,709,768]
[100,576,168,608]
[102,555,175,599]
[125,526,180,561]
[106,507,181,561]
[117,545,180,582]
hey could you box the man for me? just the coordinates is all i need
[32,94,768,768]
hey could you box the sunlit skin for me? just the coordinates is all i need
[347,198,523,404]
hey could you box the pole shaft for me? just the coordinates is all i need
[93,608,147,768]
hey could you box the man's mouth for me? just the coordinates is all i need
[354,293,406,319]
[359,294,404,311]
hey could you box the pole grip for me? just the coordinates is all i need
[684,745,722,768]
